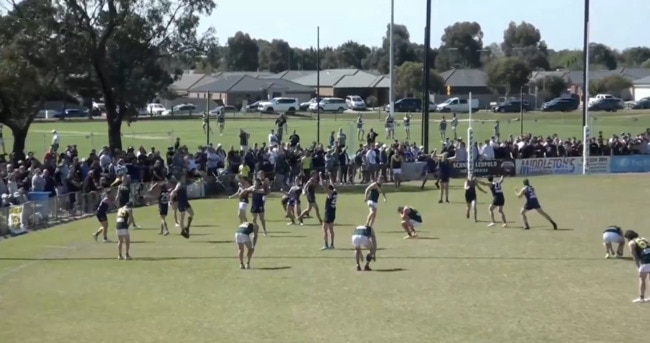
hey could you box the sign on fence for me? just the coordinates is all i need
[609,155,650,173]
[451,159,516,177]
[516,156,611,176]
[8,205,27,236]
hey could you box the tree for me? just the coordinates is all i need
[395,62,445,97]
[336,41,371,69]
[620,47,650,67]
[486,57,532,95]
[227,32,259,71]
[258,39,291,73]
[0,0,67,156]
[534,76,568,99]
[589,75,632,97]
[501,21,550,71]
[548,50,582,70]
[589,43,618,70]
[62,0,217,150]
[437,22,484,70]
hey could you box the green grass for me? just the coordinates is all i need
[0,175,648,343]
[12,110,650,155]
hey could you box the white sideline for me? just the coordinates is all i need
[31,130,170,140]
[0,242,87,281]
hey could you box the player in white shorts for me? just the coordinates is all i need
[115,202,134,260]
[351,225,377,271]
[229,179,253,223]
[602,225,625,258]
[397,206,421,239]
[235,222,259,269]
[363,176,387,227]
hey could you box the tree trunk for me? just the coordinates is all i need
[107,118,123,151]
[11,125,28,160]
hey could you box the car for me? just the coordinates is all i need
[244,101,260,112]
[162,104,197,116]
[300,97,320,111]
[146,103,166,115]
[51,108,90,118]
[541,97,579,112]
[345,95,366,110]
[258,97,299,114]
[588,98,623,112]
[493,100,530,113]
[631,97,650,109]
[309,97,347,113]
[209,105,238,115]
[436,97,479,113]
[384,98,437,112]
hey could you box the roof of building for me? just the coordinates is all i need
[440,69,488,87]
[189,75,314,93]
[335,71,386,88]
[169,73,208,92]
[263,70,316,81]
[633,75,650,85]
[291,69,360,87]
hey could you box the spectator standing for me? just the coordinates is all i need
[451,113,458,139]
[51,130,60,152]
[439,117,447,140]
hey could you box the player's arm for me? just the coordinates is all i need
[380,186,387,201]
[629,241,641,267]
[302,180,311,194]
[464,180,470,190]
[228,187,242,199]
[497,175,505,184]
[475,183,487,193]
[127,208,135,226]
[475,179,490,186]
[110,177,123,187]
[401,208,410,220]
[148,182,159,192]
[515,187,526,198]
[363,184,373,201]
[170,182,182,197]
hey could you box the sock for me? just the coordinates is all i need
[186,217,193,231]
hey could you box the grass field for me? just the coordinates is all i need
[12,110,650,156]
[1,175,649,343]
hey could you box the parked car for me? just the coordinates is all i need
[309,97,347,113]
[258,97,299,114]
[162,103,197,116]
[146,103,166,115]
[300,97,320,111]
[541,97,579,112]
[436,97,479,113]
[493,100,530,113]
[51,108,90,118]
[345,95,367,110]
[244,101,261,112]
[209,105,238,115]
[384,98,436,112]
[588,98,623,112]
[631,97,650,109]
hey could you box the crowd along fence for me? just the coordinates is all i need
[0,180,205,237]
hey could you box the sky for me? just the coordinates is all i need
[200,0,648,51]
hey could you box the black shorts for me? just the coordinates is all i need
[251,203,265,214]
[492,195,505,207]
[465,192,476,203]
[96,213,108,223]
[524,200,541,211]
[159,203,169,216]
[178,201,191,212]
[306,194,316,204]
[324,212,336,224]
[440,175,450,183]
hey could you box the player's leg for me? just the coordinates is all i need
[185,206,194,232]
[321,222,330,250]
[498,206,507,227]
[520,207,530,230]
[245,240,254,269]
[117,233,124,259]
[535,208,557,229]
[258,211,267,236]
[236,240,246,269]
[366,204,377,227]
[488,204,497,226]
[634,271,649,303]
[124,232,131,259]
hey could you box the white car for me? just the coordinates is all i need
[162,103,197,116]
[345,95,366,110]
[146,103,166,115]
[257,97,299,114]
[309,97,347,113]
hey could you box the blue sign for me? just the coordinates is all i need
[609,155,650,173]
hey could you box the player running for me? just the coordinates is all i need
[397,206,422,239]
[250,178,268,236]
[285,178,303,225]
[235,222,259,269]
[216,108,226,136]
[171,176,194,238]
[514,179,557,230]
[92,193,112,242]
[403,113,411,140]
[351,225,377,271]
[202,112,214,134]
[298,172,323,224]
[364,176,387,227]
[116,202,134,260]
[623,230,650,303]
[321,183,338,250]
[464,175,486,222]
[355,115,364,141]
[602,225,625,258]
[149,181,171,236]
[481,175,507,228]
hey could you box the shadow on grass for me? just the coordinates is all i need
[339,248,387,251]
[256,266,291,270]
[266,235,307,238]
[192,225,217,228]
[373,268,406,272]
[416,237,439,240]
[384,230,428,234]
[190,240,234,244]
[0,255,612,261]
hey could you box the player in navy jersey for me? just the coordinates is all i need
[321,183,338,250]
[364,176,387,227]
[229,178,252,223]
[112,175,140,229]
[258,171,271,204]
[250,178,268,236]
[397,206,421,239]
[480,175,508,227]
[437,153,452,203]
[93,194,112,242]
[285,177,304,225]
[298,172,323,224]
[602,225,625,258]
[351,225,377,271]
[169,183,180,227]
[514,179,557,230]
[464,175,487,222]
[171,176,194,238]
[148,181,172,236]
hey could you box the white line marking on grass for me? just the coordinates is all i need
[31,130,170,140]
[0,242,87,281]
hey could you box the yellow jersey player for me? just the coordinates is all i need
[624,230,650,303]
[116,202,134,260]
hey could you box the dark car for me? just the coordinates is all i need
[493,100,530,113]
[588,98,623,112]
[386,98,421,112]
[631,97,650,109]
[541,97,579,112]
[52,108,90,118]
